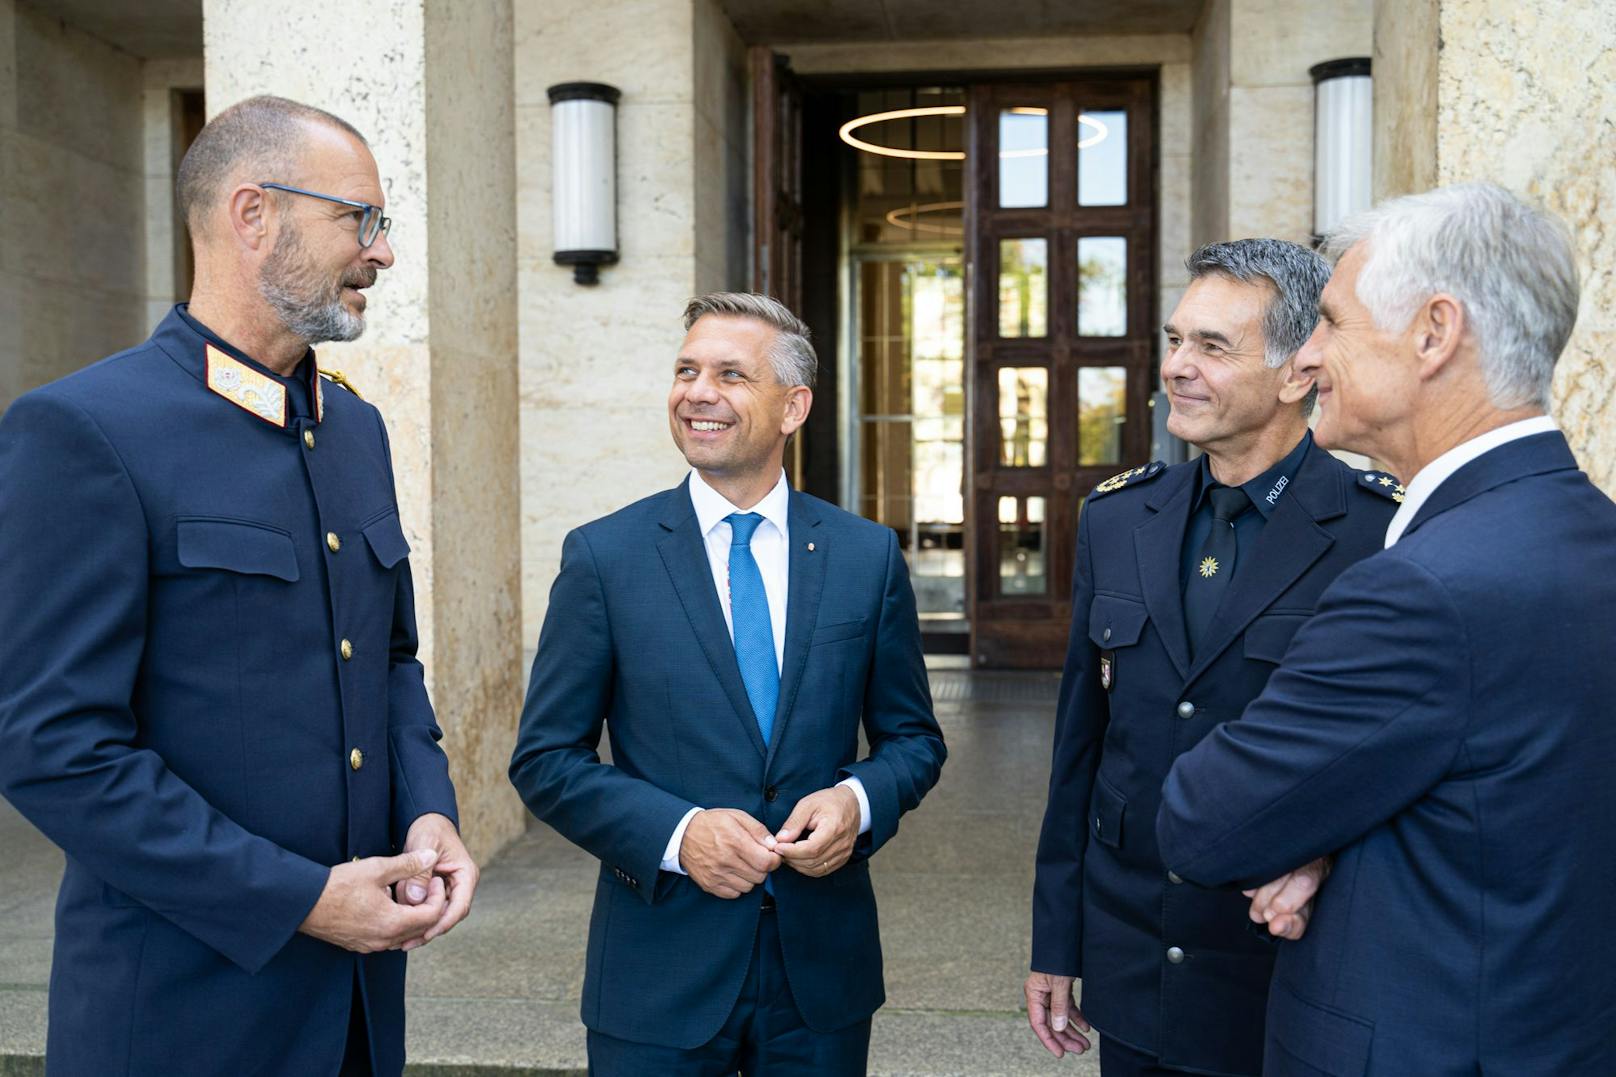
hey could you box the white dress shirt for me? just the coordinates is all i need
[660,469,871,874]
[1385,416,1559,548]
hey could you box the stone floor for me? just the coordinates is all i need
[0,666,1106,1076]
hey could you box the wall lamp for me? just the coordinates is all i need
[548,82,620,285]
[1310,58,1372,243]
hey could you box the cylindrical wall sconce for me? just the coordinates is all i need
[1309,58,1372,244]
[548,82,620,285]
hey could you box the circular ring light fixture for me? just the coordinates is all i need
[884,201,966,236]
[837,104,1111,159]
[838,105,966,160]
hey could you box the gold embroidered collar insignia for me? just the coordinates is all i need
[206,345,286,427]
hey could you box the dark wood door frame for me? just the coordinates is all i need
[965,75,1158,669]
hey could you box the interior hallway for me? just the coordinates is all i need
[0,667,1099,1075]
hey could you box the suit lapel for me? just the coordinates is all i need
[656,480,767,758]
[1185,444,1343,681]
[1134,468,1195,680]
[765,489,827,772]
[1404,431,1577,540]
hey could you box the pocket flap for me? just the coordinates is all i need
[362,511,411,569]
[176,518,299,581]
[1088,594,1148,648]
[1090,776,1126,849]
[812,617,867,646]
[1244,612,1310,664]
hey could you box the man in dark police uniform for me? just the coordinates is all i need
[1159,186,1616,1075]
[1025,240,1401,1076]
[0,96,477,1076]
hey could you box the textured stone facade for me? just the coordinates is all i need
[1374,0,1616,494]
[0,0,147,412]
[204,0,525,860]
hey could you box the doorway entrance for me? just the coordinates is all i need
[774,68,1158,668]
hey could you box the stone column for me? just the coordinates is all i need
[1374,0,1616,495]
[1190,0,1374,247]
[204,0,526,861]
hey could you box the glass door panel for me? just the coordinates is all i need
[856,257,966,618]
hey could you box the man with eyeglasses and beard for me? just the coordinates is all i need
[0,95,476,1076]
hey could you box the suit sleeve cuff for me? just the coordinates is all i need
[838,776,872,836]
[660,806,704,874]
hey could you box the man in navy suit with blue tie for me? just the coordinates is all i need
[509,292,946,1074]
[1025,240,1400,1076]
[1159,184,1616,1075]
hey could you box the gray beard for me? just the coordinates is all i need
[258,223,367,345]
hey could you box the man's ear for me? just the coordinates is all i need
[781,385,813,436]
[1276,358,1314,406]
[225,183,272,251]
[1412,293,1467,382]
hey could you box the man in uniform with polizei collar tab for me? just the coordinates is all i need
[0,96,477,1076]
[1025,239,1400,1076]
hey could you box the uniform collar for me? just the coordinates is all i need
[1192,430,1312,520]
[687,468,791,540]
[160,304,326,428]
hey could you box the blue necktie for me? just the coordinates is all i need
[726,512,779,747]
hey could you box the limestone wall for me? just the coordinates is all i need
[1191,0,1373,249]
[515,0,711,647]
[0,0,146,412]
[205,0,525,861]
[1373,0,1616,496]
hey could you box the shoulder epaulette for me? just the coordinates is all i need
[1355,469,1406,503]
[319,368,364,400]
[1088,461,1167,500]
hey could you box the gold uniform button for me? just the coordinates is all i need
[350,748,364,771]
[351,855,361,862]
[340,638,354,660]
[304,429,316,450]
[326,531,342,553]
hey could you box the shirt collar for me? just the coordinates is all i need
[688,469,791,539]
[1194,430,1312,520]
[1384,415,1559,547]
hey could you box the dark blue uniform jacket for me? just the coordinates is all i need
[0,308,458,1076]
[1032,440,1397,1075]
[1159,432,1616,1076]
[509,481,946,1050]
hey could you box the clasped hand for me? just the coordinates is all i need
[680,786,861,899]
[1244,856,1330,940]
[298,812,479,953]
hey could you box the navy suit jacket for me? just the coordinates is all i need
[0,309,457,1076]
[1031,441,1398,1075]
[509,480,946,1049]
[1158,432,1616,1076]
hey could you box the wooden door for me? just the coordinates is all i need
[965,76,1156,668]
[750,46,806,482]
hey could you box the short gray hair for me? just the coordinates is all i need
[683,292,817,389]
[1185,239,1332,368]
[1322,182,1579,410]
[177,95,368,235]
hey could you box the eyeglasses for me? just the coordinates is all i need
[258,182,392,249]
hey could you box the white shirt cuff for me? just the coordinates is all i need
[838,776,872,836]
[661,806,704,874]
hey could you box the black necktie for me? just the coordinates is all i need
[1185,485,1249,656]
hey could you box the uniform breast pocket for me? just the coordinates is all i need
[1243,612,1311,665]
[811,617,867,647]
[175,517,300,581]
[361,509,411,572]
